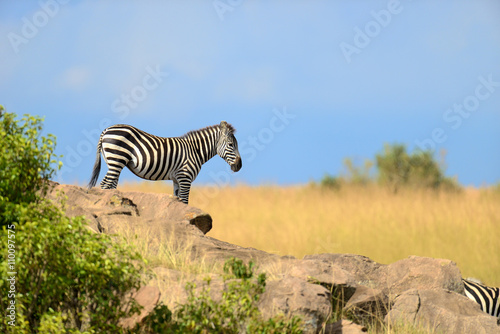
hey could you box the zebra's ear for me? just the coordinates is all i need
[220,121,228,129]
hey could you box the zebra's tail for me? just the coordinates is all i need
[88,133,103,189]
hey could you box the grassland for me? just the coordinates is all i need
[120,181,500,286]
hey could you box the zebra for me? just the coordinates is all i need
[87,121,242,204]
[463,278,500,319]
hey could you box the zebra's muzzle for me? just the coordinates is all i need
[231,156,242,172]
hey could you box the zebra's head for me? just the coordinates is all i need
[217,121,242,172]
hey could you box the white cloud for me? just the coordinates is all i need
[58,66,91,91]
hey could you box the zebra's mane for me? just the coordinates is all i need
[181,123,236,138]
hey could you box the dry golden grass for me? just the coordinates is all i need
[120,181,500,286]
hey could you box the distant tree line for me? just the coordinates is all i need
[320,143,461,193]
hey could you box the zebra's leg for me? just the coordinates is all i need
[177,180,192,205]
[100,160,126,189]
[173,179,180,198]
[100,173,120,189]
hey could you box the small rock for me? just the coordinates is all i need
[120,285,161,329]
[289,258,355,287]
[382,256,464,295]
[258,277,332,334]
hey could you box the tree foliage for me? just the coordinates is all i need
[0,107,61,228]
[342,158,374,186]
[0,107,146,333]
[0,201,145,333]
[375,144,459,192]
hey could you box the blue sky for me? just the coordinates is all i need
[1,0,499,187]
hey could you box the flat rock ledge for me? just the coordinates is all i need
[48,183,500,334]
[49,182,213,235]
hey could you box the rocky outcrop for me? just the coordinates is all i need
[48,183,213,235]
[387,289,500,333]
[49,183,500,334]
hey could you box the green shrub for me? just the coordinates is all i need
[133,304,176,334]
[0,107,61,228]
[0,187,146,333]
[375,143,460,192]
[342,158,373,186]
[0,107,146,333]
[320,174,342,191]
[223,257,260,280]
[320,158,374,190]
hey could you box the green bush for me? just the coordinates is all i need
[223,257,260,280]
[135,258,303,334]
[320,174,342,191]
[0,107,146,333]
[320,158,373,190]
[0,107,61,228]
[342,158,373,186]
[376,144,460,192]
[0,201,145,333]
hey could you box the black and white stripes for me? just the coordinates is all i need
[88,121,242,204]
[463,278,500,319]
